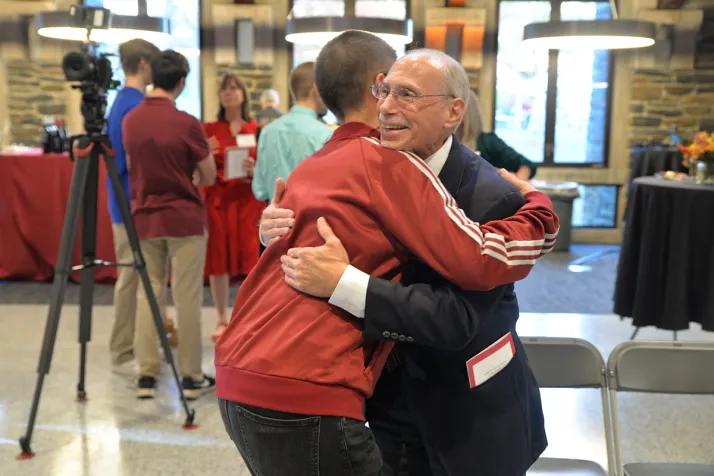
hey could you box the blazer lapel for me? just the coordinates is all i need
[438,135,469,198]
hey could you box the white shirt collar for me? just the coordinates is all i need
[424,135,452,176]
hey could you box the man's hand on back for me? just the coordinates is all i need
[259,178,295,245]
[499,168,537,195]
[280,218,349,298]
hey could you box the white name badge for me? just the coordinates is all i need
[466,332,515,389]
[225,147,249,180]
[236,134,256,149]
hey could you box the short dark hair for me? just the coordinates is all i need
[289,62,316,102]
[315,30,396,121]
[119,39,160,75]
[151,50,190,92]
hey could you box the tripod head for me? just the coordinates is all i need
[63,44,120,137]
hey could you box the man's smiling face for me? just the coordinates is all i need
[378,55,456,159]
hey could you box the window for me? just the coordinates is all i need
[83,0,202,120]
[572,184,619,228]
[495,0,612,165]
[290,0,408,124]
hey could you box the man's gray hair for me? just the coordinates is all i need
[402,48,471,110]
[260,88,280,105]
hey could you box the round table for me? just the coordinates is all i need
[628,146,685,185]
[614,176,714,331]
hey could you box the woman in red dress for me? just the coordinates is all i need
[203,73,265,341]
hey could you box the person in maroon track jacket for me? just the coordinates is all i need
[215,30,559,476]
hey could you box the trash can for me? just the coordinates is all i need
[529,180,580,252]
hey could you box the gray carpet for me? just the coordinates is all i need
[0,244,620,314]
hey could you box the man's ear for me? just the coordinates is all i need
[375,72,387,84]
[445,97,466,129]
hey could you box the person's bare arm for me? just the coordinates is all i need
[196,154,217,186]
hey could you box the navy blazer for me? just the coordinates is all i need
[363,137,547,476]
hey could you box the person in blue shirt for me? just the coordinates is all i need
[251,62,334,203]
[106,38,161,366]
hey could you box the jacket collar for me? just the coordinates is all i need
[328,122,380,143]
[438,135,468,197]
[326,125,466,197]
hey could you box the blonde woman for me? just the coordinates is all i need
[456,90,537,180]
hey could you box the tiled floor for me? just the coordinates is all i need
[1,304,713,475]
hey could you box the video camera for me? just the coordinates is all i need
[60,6,121,135]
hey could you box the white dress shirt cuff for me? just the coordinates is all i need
[328,265,370,319]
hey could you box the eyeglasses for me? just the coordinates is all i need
[370,83,452,105]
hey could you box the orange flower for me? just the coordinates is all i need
[680,131,714,161]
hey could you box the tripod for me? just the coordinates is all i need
[18,134,196,460]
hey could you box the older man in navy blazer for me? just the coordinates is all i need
[261,49,550,476]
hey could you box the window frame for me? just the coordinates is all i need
[82,0,204,120]
[571,183,621,229]
[494,0,614,168]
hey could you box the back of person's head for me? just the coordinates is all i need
[458,90,484,150]
[151,50,190,92]
[289,62,316,102]
[315,30,396,121]
[119,39,160,75]
[260,88,280,107]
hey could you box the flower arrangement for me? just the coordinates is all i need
[678,131,714,164]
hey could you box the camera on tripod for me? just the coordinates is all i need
[60,5,121,136]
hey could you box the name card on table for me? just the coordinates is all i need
[225,147,249,180]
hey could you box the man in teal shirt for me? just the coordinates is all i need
[252,62,334,202]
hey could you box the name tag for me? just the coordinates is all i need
[466,332,515,389]
[236,134,256,148]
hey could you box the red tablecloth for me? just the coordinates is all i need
[0,152,117,282]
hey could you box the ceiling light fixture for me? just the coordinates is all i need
[285,16,413,47]
[36,6,170,45]
[522,0,656,50]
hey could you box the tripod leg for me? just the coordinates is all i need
[76,148,100,402]
[18,150,93,459]
[103,152,196,429]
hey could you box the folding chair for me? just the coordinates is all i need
[607,341,714,476]
[523,337,614,476]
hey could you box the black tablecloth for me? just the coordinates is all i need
[614,177,714,331]
[629,146,686,187]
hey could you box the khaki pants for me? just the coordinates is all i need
[135,233,206,381]
[110,224,139,363]
[110,224,168,363]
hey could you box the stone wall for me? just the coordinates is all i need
[629,69,714,146]
[6,59,67,146]
[215,63,274,120]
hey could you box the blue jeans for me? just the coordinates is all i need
[219,399,383,476]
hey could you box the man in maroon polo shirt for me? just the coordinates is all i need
[123,50,217,400]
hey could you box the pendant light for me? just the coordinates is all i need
[37,5,170,45]
[522,0,656,50]
[285,0,412,47]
